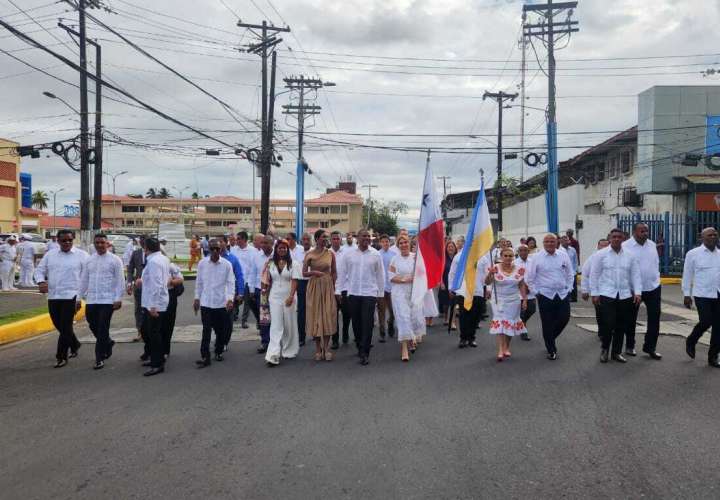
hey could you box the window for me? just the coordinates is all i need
[125,220,135,226]
[306,207,319,214]
[341,205,348,214]
[596,162,605,182]
[330,205,341,214]
[0,161,16,181]
[608,157,618,178]
[122,205,145,213]
[621,151,632,174]
[207,220,222,227]
[0,185,16,198]
[319,221,329,228]
[206,206,222,214]
[586,165,596,184]
[239,206,252,214]
[223,207,239,214]
[320,207,330,214]
[222,221,237,226]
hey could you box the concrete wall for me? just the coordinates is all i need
[637,85,720,194]
[0,139,20,232]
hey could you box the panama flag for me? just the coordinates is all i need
[450,182,494,310]
[411,160,445,305]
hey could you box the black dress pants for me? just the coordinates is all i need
[457,294,483,342]
[297,279,308,344]
[161,290,179,356]
[520,297,537,324]
[241,285,258,325]
[536,294,571,354]
[200,306,227,358]
[349,295,376,357]
[141,308,166,369]
[48,298,79,361]
[598,295,634,354]
[223,305,234,346]
[688,295,720,362]
[627,286,661,352]
[86,303,114,363]
[334,291,352,344]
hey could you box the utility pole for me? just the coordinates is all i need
[78,0,90,240]
[282,75,334,236]
[437,175,451,227]
[482,91,518,232]
[59,21,102,231]
[238,20,290,235]
[362,184,378,228]
[519,14,529,236]
[523,0,579,233]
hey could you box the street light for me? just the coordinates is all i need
[49,188,65,236]
[171,185,190,225]
[42,91,80,115]
[104,170,128,230]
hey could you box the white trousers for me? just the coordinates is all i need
[265,297,300,364]
[19,260,34,286]
[0,262,15,290]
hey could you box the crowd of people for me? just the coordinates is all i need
[20,222,720,376]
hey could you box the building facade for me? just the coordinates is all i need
[101,190,364,236]
[0,138,21,233]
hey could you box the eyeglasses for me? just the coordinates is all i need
[59,239,73,243]
[210,247,221,251]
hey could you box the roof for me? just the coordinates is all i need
[102,191,362,205]
[19,207,47,216]
[559,126,637,168]
[305,190,363,205]
[39,215,113,230]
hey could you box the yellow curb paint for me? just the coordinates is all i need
[659,277,681,285]
[0,303,85,345]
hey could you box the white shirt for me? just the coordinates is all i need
[250,250,273,291]
[122,242,136,267]
[230,244,255,285]
[525,249,574,299]
[622,237,660,292]
[47,241,60,252]
[379,248,396,293]
[0,243,17,263]
[514,256,535,299]
[337,246,385,298]
[562,245,578,273]
[447,248,487,297]
[580,249,603,295]
[331,247,346,293]
[195,256,235,308]
[34,247,89,300]
[681,244,720,298]
[290,245,309,281]
[17,241,34,262]
[79,251,125,304]
[590,246,642,300]
[140,251,171,312]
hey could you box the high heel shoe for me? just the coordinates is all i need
[402,355,409,362]
[496,354,504,362]
[314,352,324,361]
[503,352,511,358]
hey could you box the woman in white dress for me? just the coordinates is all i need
[388,235,425,362]
[262,239,301,366]
[410,236,439,331]
[484,247,528,362]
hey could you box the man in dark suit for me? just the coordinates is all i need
[126,236,147,347]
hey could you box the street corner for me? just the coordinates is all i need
[0,301,85,346]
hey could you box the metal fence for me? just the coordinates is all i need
[616,212,720,275]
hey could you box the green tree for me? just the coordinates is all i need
[146,188,157,199]
[364,200,408,236]
[157,187,171,199]
[191,192,199,199]
[31,190,49,210]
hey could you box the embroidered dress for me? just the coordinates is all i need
[388,253,426,342]
[488,265,527,336]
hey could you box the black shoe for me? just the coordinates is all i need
[468,341,478,348]
[600,349,609,363]
[686,339,696,359]
[379,336,386,343]
[143,367,164,377]
[521,333,530,341]
[547,352,558,361]
[93,360,104,370]
[625,348,637,357]
[69,350,79,359]
[388,329,394,338]
[54,359,68,368]
[611,353,627,363]
[709,359,720,368]
[214,353,224,362]
[241,322,249,329]
[458,340,467,349]
[299,340,306,347]
[105,340,115,360]
[141,361,152,367]
[359,356,369,366]
[256,345,268,354]
[196,358,211,368]
[140,353,150,362]
[642,348,662,360]
[331,341,339,350]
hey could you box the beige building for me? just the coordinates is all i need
[101,190,364,236]
[0,138,21,233]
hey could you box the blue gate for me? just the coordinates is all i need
[615,212,720,276]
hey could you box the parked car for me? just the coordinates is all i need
[105,233,132,254]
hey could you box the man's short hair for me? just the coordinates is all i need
[379,234,389,241]
[632,222,648,232]
[237,231,248,240]
[330,230,341,237]
[94,233,107,240]
[609,228,624,236]
[145,237,160,252]
[287,232,297,240]
[57,229,74,239]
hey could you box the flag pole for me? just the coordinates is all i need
[412,149,431,290]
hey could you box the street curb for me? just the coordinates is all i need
[660,277,681,285]
[0,303,85,346]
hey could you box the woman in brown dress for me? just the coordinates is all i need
[303,229,338,361]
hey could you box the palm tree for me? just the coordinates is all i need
[32,190,49,210]
[146,187,157,199]
[191,192,199,199]
[157,187,171,199]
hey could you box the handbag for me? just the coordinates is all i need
[259,291,271,326]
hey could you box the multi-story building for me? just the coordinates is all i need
[0,138,21,232]
[101,189,364,236]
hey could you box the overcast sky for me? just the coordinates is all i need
[2,0,719,226]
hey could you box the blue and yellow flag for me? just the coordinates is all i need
[451,182,494,310]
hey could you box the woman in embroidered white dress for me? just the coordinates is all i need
[484,247,528,362]
[388,235,425,362]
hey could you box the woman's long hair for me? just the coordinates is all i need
[445,240,457,261]
[272,239,292,270]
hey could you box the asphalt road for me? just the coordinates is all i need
[1,291,719,499]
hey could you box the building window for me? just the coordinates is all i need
[206,206,222,214]
[0,185,17,198]
[621,150,632,174]
[341,205,348,214]
[307,206,319,214]
[121,205,145,213]
[223,207,239,214]
[222,221,237,226]
[125,219,135,226]
[207,220,222,227]
[319,221,329,228]
[330,205,341,214]
[240,206,251,214]
[320,207,330,214]
[0,161,16,182]
[596,162,605,182]
[608,157,618,178]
